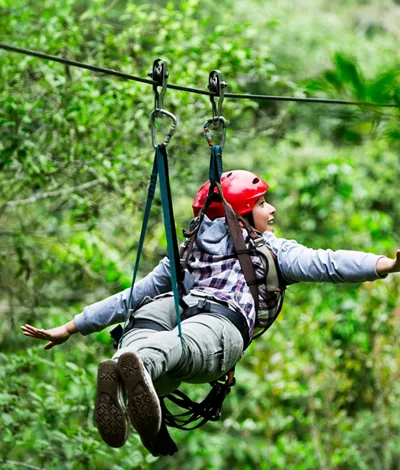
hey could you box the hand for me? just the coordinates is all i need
[376,250,400,276]
[21,321,76,350]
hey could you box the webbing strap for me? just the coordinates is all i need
[122,145,183,347]
[156,144,183,342]
[209,145,223,187]
[217,181,260,314]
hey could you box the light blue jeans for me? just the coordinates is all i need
[112,294,244,397]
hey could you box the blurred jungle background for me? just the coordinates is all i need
[1,0,400,468]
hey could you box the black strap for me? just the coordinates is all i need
[162,368,236,430]
[118,297,250,350]
[126,317,168,333]
[182,299,250,350]
[110,318,168,350]
[110,324,124,350]
[181,147,224,270]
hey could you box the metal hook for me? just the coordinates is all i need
[204,116,227,150]
[150,109,177,148]
[208,70,227,120]
[149,58,169,113]
[148,58,177,148]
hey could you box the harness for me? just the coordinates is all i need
[111,65,286,431]
[248,236,287,339]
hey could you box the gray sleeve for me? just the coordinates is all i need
[74,256,172,335]
[263,233,386,285]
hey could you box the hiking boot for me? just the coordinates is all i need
[118,352,161,440]
[94,360,128,448]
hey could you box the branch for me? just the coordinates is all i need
[2,460,43,470]
[3,179,103,208]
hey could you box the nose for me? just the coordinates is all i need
[266,202,276,214]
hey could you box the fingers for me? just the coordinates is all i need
[21,324,57,350]
[21,324,40,334]
[21,325,36,337]
[21,324,50,340]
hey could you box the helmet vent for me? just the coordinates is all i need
[227,172,233,178]
[252,178,260,184]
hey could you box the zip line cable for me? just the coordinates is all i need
[0,43,398,108]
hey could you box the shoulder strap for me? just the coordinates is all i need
[217,183,260,313]
[250,237,283,293]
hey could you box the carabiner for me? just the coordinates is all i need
[151,109,177,148]
[204,116,227,150]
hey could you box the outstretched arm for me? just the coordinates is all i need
[376,249,400,276]
[73,255,182,335]
[21,255,178,347]
[21,319,78,350]
[264,232,398,284]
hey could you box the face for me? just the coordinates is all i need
[251,196,276,233]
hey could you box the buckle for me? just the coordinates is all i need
[251,237,265,248]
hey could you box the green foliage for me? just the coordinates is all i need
[1,0,400,468]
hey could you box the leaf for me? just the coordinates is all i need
[65,362,79,372]
[334,53,366,99]
[367,70,400,104]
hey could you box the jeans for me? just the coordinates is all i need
[112,294,244,397]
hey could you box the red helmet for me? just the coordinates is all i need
[192,170,269,220]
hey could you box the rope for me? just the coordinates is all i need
[0,43,398,108]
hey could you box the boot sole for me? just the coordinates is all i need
[95,360,128,448]
[118,352,161,440]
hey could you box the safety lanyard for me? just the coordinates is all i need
[208,145,223,189]
[120,59,184,347]
[156,144,184,343]
[122,144,183,347]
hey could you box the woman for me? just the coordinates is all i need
[21,170,400,454]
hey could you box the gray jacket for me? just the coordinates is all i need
[74,217,385,335]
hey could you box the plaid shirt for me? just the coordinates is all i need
[186,242,284,338]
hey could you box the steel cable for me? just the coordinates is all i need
[0,43,398,108]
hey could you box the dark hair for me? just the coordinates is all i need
[244,212,255,229]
